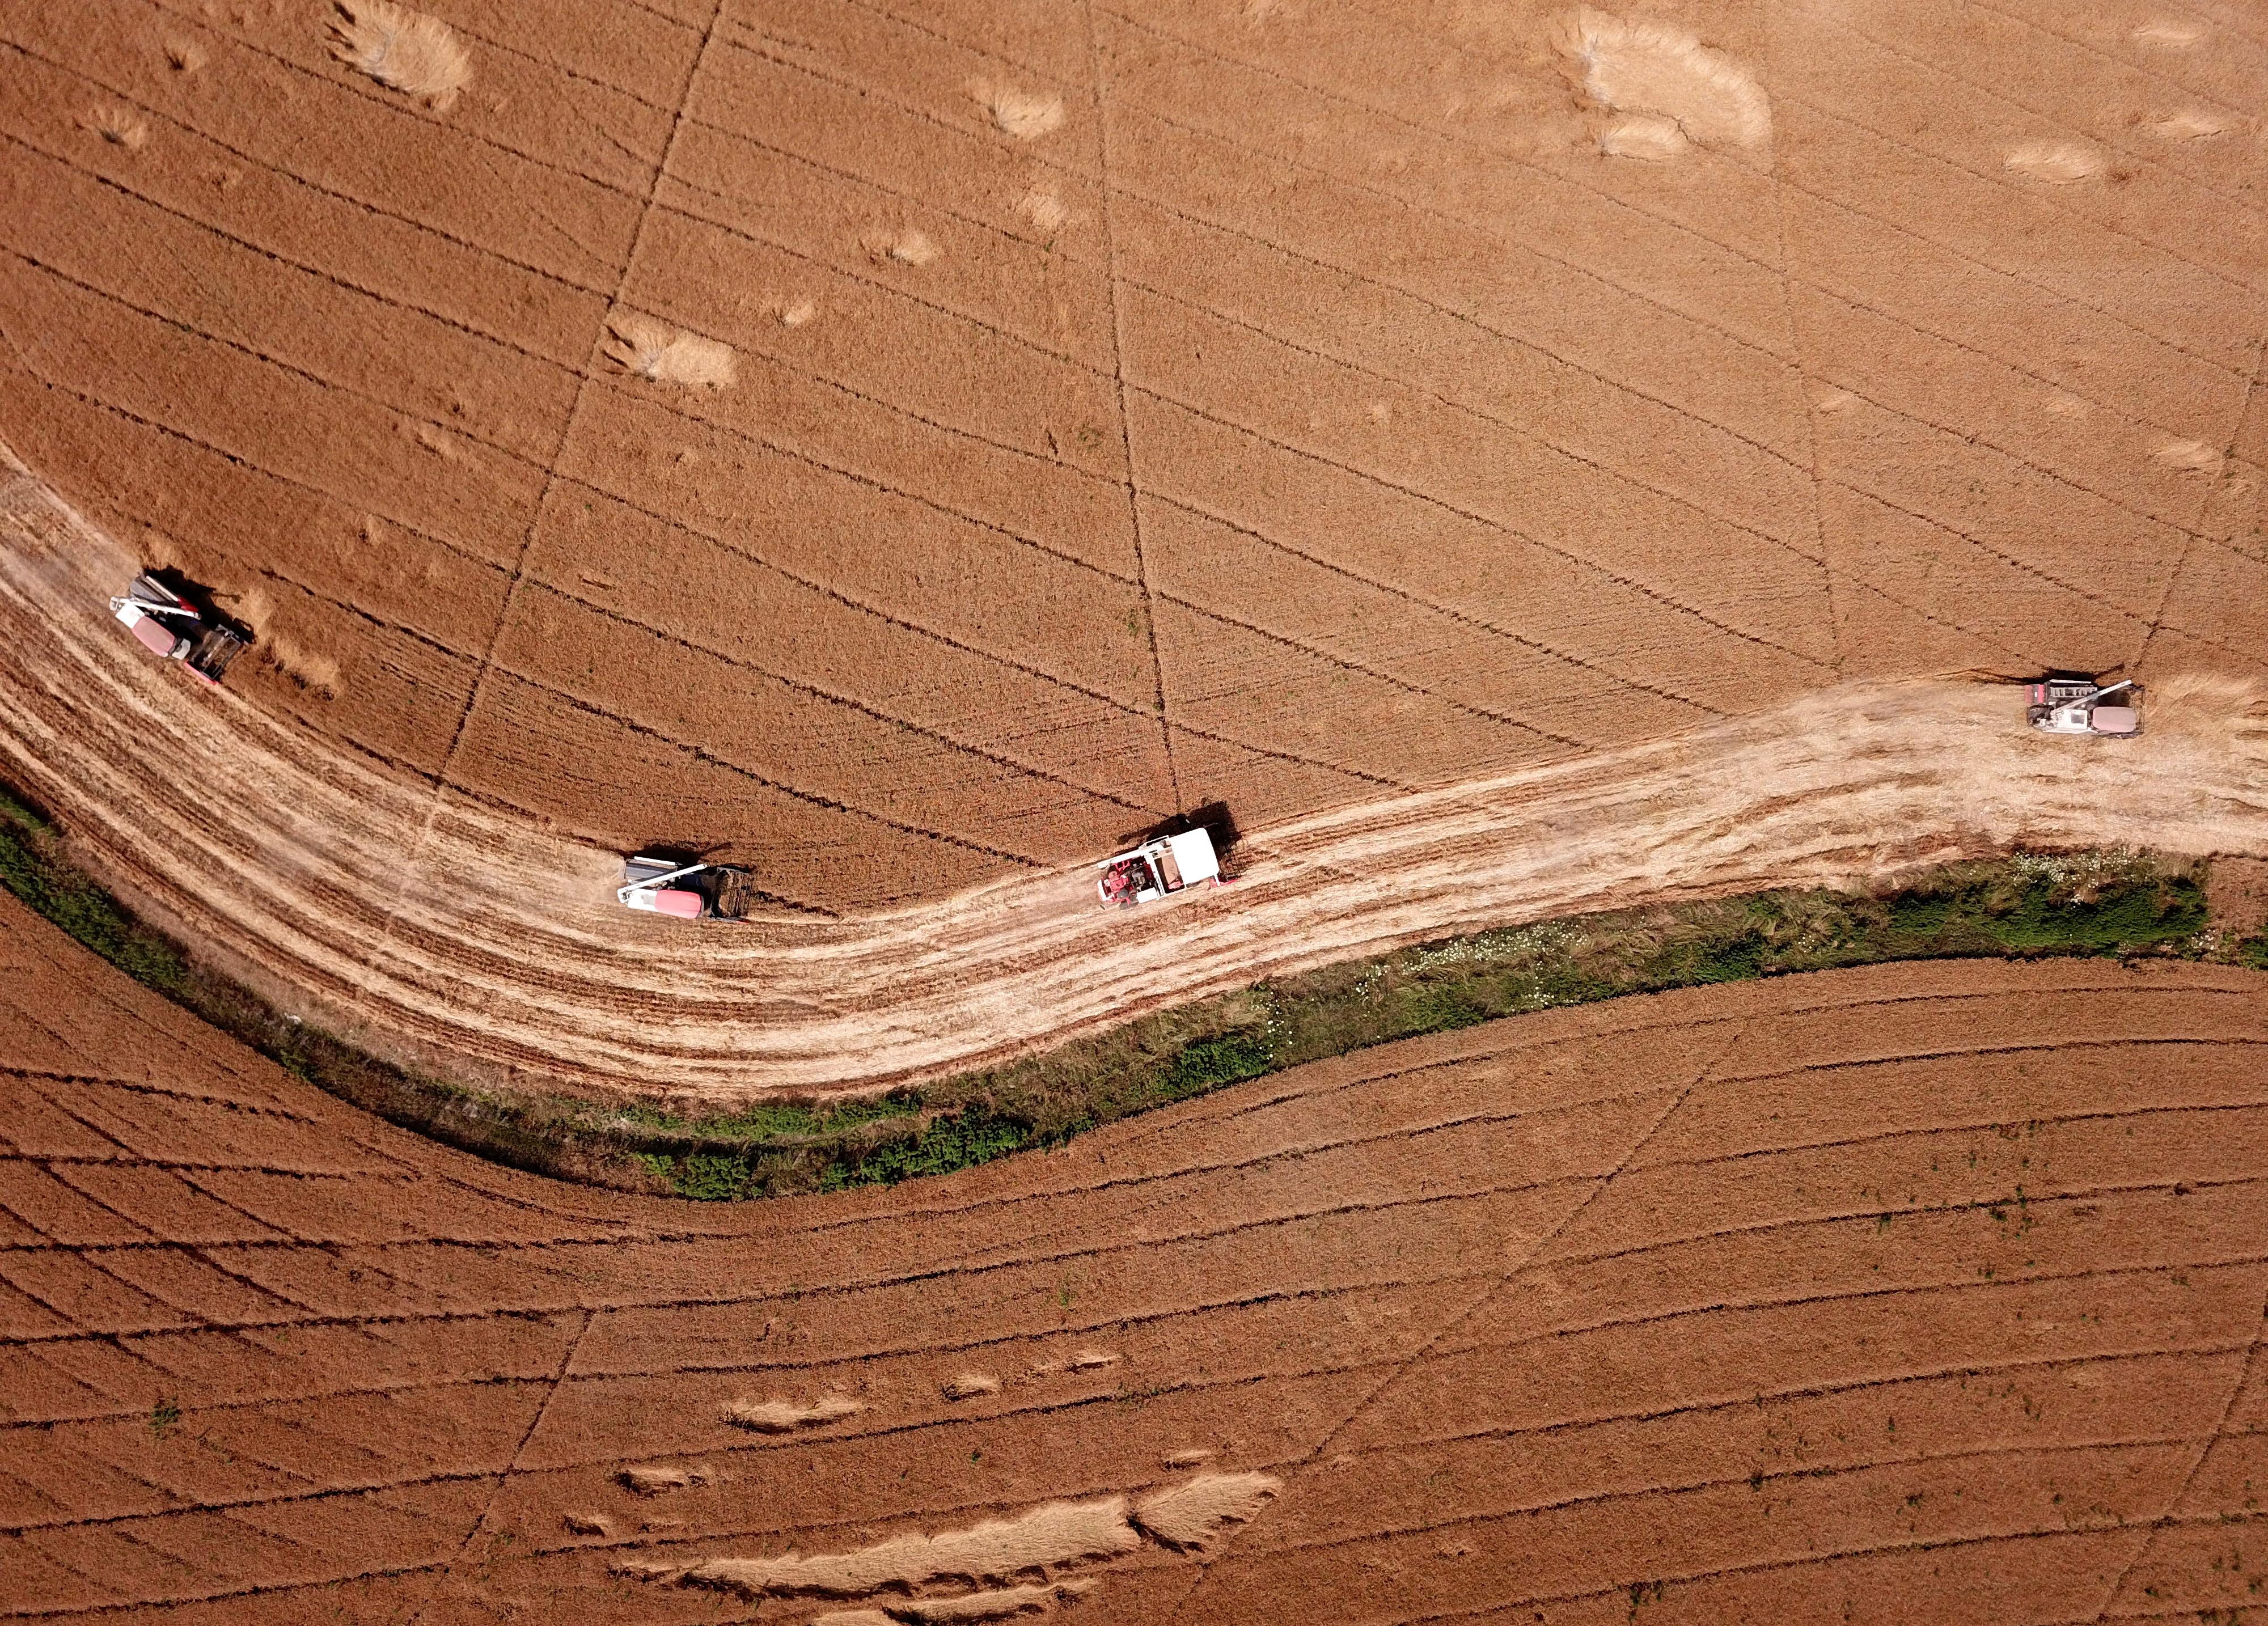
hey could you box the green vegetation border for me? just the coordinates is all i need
[0,779,2252,1200]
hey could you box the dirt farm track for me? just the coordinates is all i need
[7,456,2268,1100]
[6,887,2268,1626]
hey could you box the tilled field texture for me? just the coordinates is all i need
[2,0,2263,912]
[5,455,2268,1103]
[5,890,2268,1624]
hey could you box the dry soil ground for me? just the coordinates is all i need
[0,0,2262,913]
[5,890,2268,1625]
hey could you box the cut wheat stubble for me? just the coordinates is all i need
[327,1,471,113]
[232,586,341,700]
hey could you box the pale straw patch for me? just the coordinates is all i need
[2144,107,2236,139]
[2153,437,2222,475]
[2003,139,2103,182]
[81,107,149,150]
[1562,9,1771,153]
[1598,113,1689,160]
[2130,17,2203,46]
[603,312,737,389]
[718,1393,860,1432]
[328,1,472,113]
[980,84,1064,140]
[1129,1472,1282,1552]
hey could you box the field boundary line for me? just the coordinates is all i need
[134,0,658,209]
[1098,73,1802,369]
[1139,487,1733,715]
[2085,1269,2268,1620]
[1798,4,2268,221]
[411,0,731,858]
[1149,0,2256,380]
[1150,586,1596,755]
[706,13,1101,190]
[2136,334,2266,674]
[1084,0,1182,811]
[1105,4,1788,319]
[560,376,1145,585]
[1123,384,1836,672]
[408,1306,595,1626]
[1766,66,1847,676]
[0,122,587,369]
[1154,1028,1748,1617]
[0,41,620,306]
[1776,90,2260,301]
[1115,261,1820,564]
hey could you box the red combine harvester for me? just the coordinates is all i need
[110,573,247,684]
[1097,827,1225,908]
[616,856,755,922]
[2024,675,2142,736]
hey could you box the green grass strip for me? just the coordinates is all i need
[0,776,2240,1201]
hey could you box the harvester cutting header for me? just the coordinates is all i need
[2024,674,2142,736]
[111,572,247,684]
[617,856,754,921]
[1098,827,1225,908]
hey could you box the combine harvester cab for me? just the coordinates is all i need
[2024,674,2142,736]
[1097,827,1224,908]
[617,856,755,922]
[110,572,247,684]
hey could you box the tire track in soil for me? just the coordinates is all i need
[3,448,2267,1100]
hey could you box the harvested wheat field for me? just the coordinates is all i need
[0,0,2263,912]
[6,2,2268,1623]
[5,889,2268,1624]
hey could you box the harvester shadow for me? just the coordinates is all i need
[143,566,252,642]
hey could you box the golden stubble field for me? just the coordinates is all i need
[6,889,2268,1625]
[1,0,2261,913]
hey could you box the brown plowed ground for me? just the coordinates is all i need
[0,0,2262,915]
[6,888,2268,1624]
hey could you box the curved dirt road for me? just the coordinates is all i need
[2,456,2265,1103]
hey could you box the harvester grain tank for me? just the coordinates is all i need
[110,573,247,684]
[2024,675,2142,736]
[1097,827,1225,908]
[617,856,755,921]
